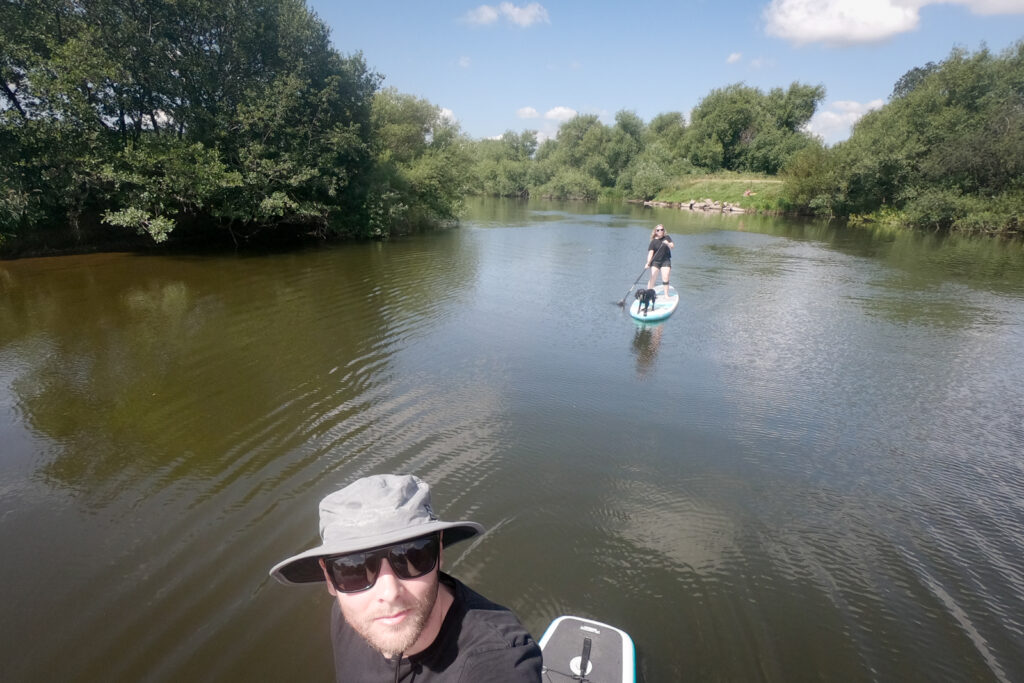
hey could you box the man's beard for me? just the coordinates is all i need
[342,578,440,658]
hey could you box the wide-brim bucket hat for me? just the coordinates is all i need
[270,474,484,585]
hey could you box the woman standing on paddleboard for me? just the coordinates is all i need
[645,224,674,298]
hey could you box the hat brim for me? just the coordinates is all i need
[269,520,484,585]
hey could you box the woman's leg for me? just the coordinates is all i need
[660,265,672,297]
[647,265,658,291]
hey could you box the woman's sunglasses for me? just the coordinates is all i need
[323,533,440,593]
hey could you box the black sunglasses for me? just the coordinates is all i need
[324,534,440,593]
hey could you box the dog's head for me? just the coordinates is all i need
[635,289,646,301]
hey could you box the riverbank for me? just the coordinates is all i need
[651,173,787,214]
[631,198,753,214]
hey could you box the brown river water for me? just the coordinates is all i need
[2,198,1024,681]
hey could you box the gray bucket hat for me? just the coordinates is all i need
[270,474,484,585]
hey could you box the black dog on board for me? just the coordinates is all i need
[635,288,657,315]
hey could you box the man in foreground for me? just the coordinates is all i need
[270,474,542,682]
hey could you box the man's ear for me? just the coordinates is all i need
[319,558,338,597]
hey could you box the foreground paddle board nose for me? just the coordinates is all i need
[539,615,636,683]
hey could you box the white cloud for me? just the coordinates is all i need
[439,108,457,124]
[458,56,471,68]
[463,3,550,27]
[765,0,1024,46]
[517,106,540,119]
[544,106,577,122]
[501,2,550,26]
[806,99,885,144]
[764,0,919,45]
[464,5,500,25]
[952,0,1024,14]
[727,52,743,64]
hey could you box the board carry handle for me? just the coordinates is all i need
[576,637,592,681]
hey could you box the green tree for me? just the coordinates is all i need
[644,112,687,162]
[467,130,537,197]
[891,62,940,99]
[780,142,837,215]
[782,41,1024,234]
[684,82,823,174]
[547,114,613,186]
[367,89,472,234]
[0,0,408,250]
[605,110,644,179]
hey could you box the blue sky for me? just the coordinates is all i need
[307,1,1024,145]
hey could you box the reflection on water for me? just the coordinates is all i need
[631,324,663,378]
[2,200,1024,682]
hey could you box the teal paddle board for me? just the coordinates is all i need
[628,285,678,322]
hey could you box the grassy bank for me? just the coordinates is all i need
[654,172,786,212]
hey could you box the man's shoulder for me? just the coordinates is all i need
[440,575,542,681]
[449,575,535,651]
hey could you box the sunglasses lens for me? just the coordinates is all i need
[328,551,381,593]
[389,535,440,580]
[326,534,439,593]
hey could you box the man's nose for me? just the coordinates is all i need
[373,558,403,598]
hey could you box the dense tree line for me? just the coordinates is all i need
[466,82,824,201]
[3,1,1018,252]
[1,0,466,253]
[782,42,1023,235]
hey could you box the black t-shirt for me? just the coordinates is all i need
[648,236,672,264]
[330,573,542,682]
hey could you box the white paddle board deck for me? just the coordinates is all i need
[539,615,635,683]
[628,285,678,322]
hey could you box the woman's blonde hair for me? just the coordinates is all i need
[650,224,665,239]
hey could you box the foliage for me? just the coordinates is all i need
[537,168,601,200]
[463,85,822,204]
[0,0,471,253]
[782,41,1024,235]
[468,130,537,197]
[780,142,838,215]
[683,82,825,174]
[366,89,473,235]
[891,61,940,99]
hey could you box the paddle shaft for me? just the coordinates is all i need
[617,268,649,306]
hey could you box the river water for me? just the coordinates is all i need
[2,198,1024,682]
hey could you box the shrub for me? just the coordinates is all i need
[538,169,601,200]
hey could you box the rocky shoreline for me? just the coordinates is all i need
[636,197,748,214]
